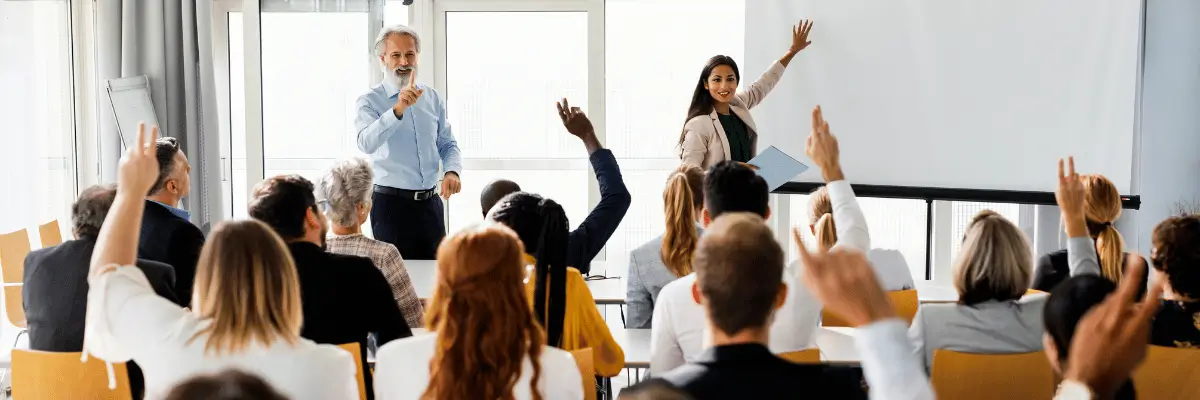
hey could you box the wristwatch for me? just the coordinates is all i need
[1055,380,1094,399]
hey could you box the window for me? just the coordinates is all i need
[601,0,744,270]
[0,0,76,235]
[790,195,928,283]
[949,201,1022,262]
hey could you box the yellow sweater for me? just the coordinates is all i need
[523,256,626,377]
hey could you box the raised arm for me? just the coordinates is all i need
[556,99,631,273]
[356,70,425,154]
[91,124,159,274]
[737,19,812,109]
[806,106,870,252]
[1056,157,1101,277]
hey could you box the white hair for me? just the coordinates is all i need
[374,25,421,56]
[319,158,375,228]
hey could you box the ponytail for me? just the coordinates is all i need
[661,173,699,277]
[1080,174,1125,283]
[1094,223,1126,283]
[808,187,837,251]
[532,199,568,348]
[814,213,837,251]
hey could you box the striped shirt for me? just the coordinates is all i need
[326,233,424,328]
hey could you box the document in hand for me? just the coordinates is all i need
[746,146,809,191]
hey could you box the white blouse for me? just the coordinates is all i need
[84,266,358,400]
[374,333,583,400]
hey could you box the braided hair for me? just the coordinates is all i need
[488,192,569,347]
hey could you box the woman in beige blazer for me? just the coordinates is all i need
[678,19,814,170]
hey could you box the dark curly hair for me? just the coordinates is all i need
[247,174,317,241]
[1150,214,1200,299]
[488,191,568,347]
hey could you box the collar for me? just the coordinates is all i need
[150,200,190,221]
[381,79,402,98]
[694,343,775,364]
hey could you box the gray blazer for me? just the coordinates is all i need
[627,230,701,329]
[907,236,1102,371]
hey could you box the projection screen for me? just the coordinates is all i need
[745,0,1141,193]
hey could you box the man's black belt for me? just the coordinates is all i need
[374,185,437,201]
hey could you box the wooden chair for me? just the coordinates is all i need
[11,349,133,400]
[930,350,1055,400]
[38,220,64,248]
[570,348,596,400]
[0,228,31,284]
[823,289,919,327]
[4,286,25,328]
[778,348,821,363]
[1132,345,1200,400]
[337,343,368,400]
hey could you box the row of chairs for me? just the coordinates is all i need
[1,220,64,329]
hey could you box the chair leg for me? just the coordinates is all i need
[620,305,626,328]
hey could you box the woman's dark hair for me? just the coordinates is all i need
[1151,214,1200,299]
[678,55,741,148]
[488,192,569,347]
[164,369,288,400]
[1042,275,1137,400]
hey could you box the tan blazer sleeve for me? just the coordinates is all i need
[736,61,786,110]
[678,117,709,167]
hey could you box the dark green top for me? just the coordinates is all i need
[717,113,752,162]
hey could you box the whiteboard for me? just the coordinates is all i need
[106,76,161,149]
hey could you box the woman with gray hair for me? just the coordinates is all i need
[321,157,424,328]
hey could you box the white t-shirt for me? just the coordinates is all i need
[374,333,584,400]
[85,266,358,400]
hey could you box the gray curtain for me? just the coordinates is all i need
[95,0,223,229]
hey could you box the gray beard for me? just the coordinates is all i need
[382,65,415,88]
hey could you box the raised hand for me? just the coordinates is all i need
[1055,157,1088,237]
[804,105,844,182]
[793,228,895,326]
[556,98,601,154]
[790,19,814,54]
[393,68,424,117]
[119,123,162,197]
[1062,259,1163,398]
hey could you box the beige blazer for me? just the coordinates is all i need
[678,61,787,170]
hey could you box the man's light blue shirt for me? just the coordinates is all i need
[151,200,191,221]
[354,80,462,190]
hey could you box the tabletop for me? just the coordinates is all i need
[407,259,626,304]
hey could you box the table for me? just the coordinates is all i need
[407,260,626,305]
[915,281,958,303]
[611,328,651,369]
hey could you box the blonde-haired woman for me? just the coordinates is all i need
[908,157,1102,372]
[807,187,915,291]
[1031,174,1147,294]
[321,157,424,328]
[374,222,582,400]
[626,164,704,329]
[85,125,356,399]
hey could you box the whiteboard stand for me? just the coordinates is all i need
[106,76,161,150]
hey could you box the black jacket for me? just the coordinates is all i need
[287,242,412,399]
[1032,249,1148,298]
[661,343,867,400]
[567,149,631,274]
[137,200,204,306]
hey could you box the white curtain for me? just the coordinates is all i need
[95,0,223,229]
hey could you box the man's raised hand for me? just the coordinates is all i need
[393,68,424,117]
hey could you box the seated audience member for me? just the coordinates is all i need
[165,370,289,400]
[374,222,582,400]
[83,125,356,399]
[248,174,412,398]
[662,213,933,399]
[909,157,1101,372]
[489,192,625,377]
[618,378,693,400]
[626,164,704,329]
[320,157,424,328]
[1148,213,1200,347]
[1032,174,1146,294]
[807,186,914,290]
[1048,256,1163,399]
[651,106,870,374]
[24,184,177,399]
[137,136,204,306]
[479,100,630,275]
[1043,274,1138,400]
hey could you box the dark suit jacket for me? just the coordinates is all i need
[567,149,631,275]
[1032,249,1148,298]
[24,238,178,400]
[287,242,412,399]
[137,200,205,307]
[661,343,867,400]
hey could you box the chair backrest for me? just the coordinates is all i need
[337,343,368,400]
[778,348,820,363]
[1132,345,1200,400]
[11,349,132,400]
[823,289,919,327]
[5,285,25,327]
[0,228,31,284]
[570,348,596,400]
[38,220,64,248]
[931,350,1055,400]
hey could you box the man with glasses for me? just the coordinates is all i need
[248,174,412,399]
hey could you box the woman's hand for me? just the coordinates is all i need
[119,123,162,197]
[805,105,844,182]
[1055,156,1089,238]
[790,19,814,54]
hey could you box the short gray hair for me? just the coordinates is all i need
[319,158,375,228]
[374,25,421,56]
[73,184,117,238]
